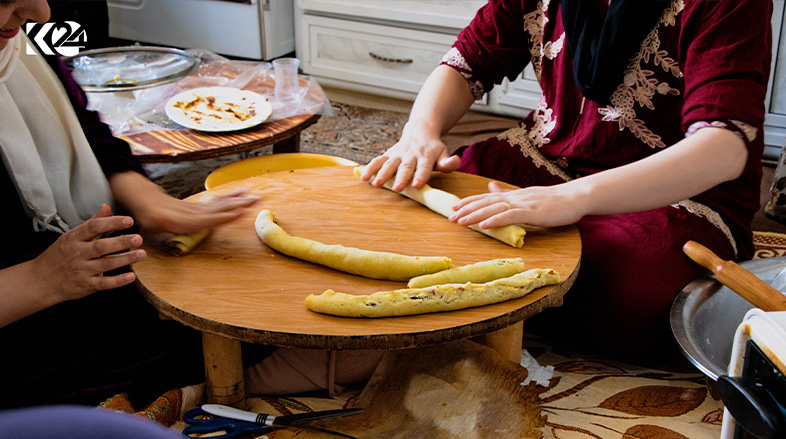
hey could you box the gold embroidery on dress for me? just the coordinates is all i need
[673,199,739,257]
[523,0,564,81]
[597,0,684,149]
[542,33,565,61]
[730,120,758,142]
[498,95,571,182]
[441,47,485,99]
[685,120,759,143]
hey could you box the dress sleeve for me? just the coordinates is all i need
[680,0,773,137]
[449,0,532,93]
[50,56,147,178]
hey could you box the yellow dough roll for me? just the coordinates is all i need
[407,258,526,288]
[165,192,217,256]
[305,268,560,318]
[166,228,211,256]
[354,167,526,248]
[255,209,453,281]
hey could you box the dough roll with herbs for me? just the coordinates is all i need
[255,209,453,281]
[305,268,560,318]
[407,257,526,288]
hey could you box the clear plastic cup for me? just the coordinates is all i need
[272,57,301,103]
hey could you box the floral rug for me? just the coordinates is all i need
[102,232,786,439]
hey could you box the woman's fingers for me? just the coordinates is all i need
[391,158,418,191]
[360,156,388,182]
[93,249,146,274]
[87,233,143,260]
[92,271,137,292]
[371,156,402,187]
[450,197,508,226]
[74,214,135,242]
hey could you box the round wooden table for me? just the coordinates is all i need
[133,166,582,405]
[120,113,321,163]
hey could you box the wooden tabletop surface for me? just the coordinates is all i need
[133,166,582,350]
[121,113,321,163]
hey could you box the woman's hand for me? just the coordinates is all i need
[133,187,261,235]
[108,171,260,235]
[449,181,590,229]
[360,65,475,191]
[360,123,461,192]
[32,203,145,302]
[1,203,145,328]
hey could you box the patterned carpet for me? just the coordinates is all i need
[102,232,786,439]
[753,230,786,259]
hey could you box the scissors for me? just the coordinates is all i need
[183,404,363,439]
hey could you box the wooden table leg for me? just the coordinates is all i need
[480,321,523,364]
[202,332,245,407]
[272,133,300,154]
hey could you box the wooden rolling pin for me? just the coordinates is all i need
[683,240,786,312]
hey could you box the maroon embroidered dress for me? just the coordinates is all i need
[443,0,772,357]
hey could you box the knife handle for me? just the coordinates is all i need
[683,240,786,312]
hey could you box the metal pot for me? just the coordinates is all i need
[670,256,786,381]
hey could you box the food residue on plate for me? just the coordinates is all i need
[173,93,257,125]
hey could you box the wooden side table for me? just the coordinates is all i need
[121,113,321,164]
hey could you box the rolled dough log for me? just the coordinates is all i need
[166,228,211,256]
[407,258,526,288]
[255,209,453,281]
[354,167,526,248]
[165,192,216,256]
[305,268,560,318]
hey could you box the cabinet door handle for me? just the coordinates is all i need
[369,52,413,64]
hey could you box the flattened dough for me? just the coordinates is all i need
[305,268,560,318]
[255,209,453,281]
[355,167,526,248]
[407,258,526,288]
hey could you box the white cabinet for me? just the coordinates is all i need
[295,0,492,100]
[298,14,458,96]
[296,0,786,159]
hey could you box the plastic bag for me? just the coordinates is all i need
[85,49,331,136]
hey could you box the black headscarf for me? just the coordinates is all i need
[559,0,670,105]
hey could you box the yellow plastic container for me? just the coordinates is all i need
[205,152,359,189]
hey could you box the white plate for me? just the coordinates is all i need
[165,87,273,132]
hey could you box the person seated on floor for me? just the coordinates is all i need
[0,0,260,408]
[361,0,772,362]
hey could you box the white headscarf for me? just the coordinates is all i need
[0,33,112,233]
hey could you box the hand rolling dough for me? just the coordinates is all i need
[354,167,526,248]
[407,258,526,288]
[255,209,453,281]
[305,268,560,318]
[165,192,216,256]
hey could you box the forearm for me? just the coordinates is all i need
[404,65,476,151]
[575,127,748,215]
[109,170,167,211]
[108,170,172,230]
[109,170,259,235]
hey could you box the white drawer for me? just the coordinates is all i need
[300,14,459,95]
